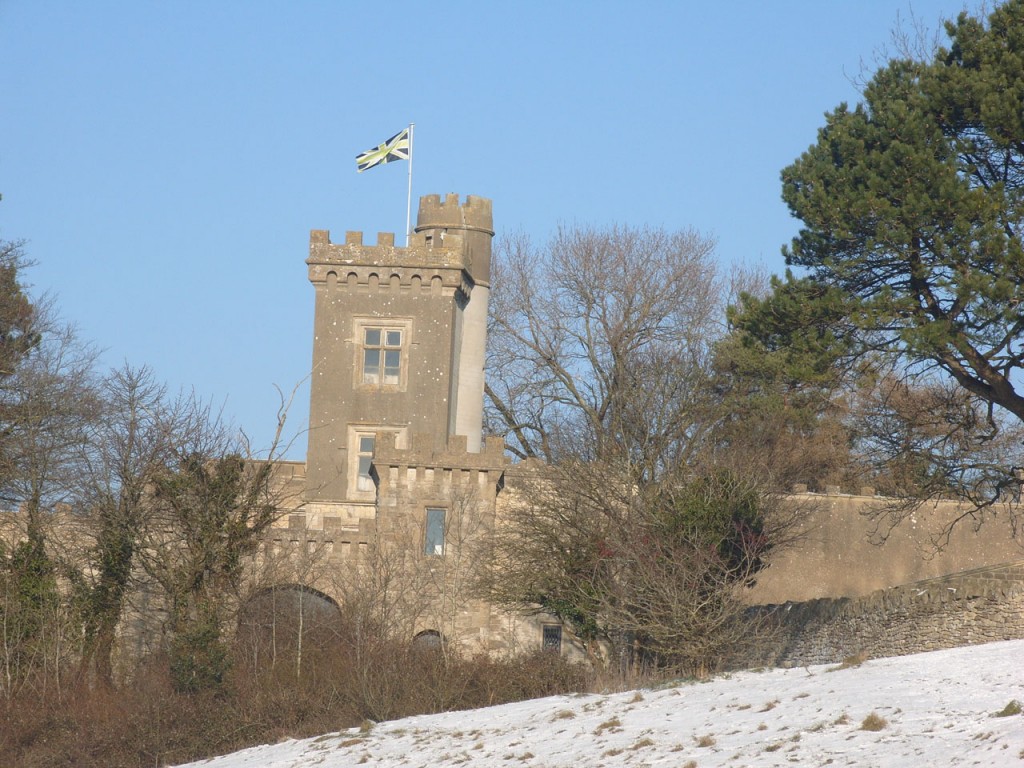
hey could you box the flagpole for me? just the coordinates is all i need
[405,123,415,246]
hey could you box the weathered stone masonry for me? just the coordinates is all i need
[753,561,1024,667]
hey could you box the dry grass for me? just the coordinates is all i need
[0,644,592,768]
[860,712,888,731]
[829,651,869,672]
[594,717,622,735]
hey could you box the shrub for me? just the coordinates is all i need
[993,700,1022,717]
[860,712,888,731]
[0,638,593,767]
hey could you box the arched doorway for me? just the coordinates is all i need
[236,584,342,672]
[412,629,444,651]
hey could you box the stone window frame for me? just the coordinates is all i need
[347,424,406,500]
[354,317,412,392]
[424,506,446,556]
[355,433,376,493]
[541,624,562,653]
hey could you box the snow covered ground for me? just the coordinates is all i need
[178,639,1024,768]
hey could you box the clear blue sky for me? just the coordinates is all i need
[0,1,975,458]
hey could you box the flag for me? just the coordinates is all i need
[356,128,411,172]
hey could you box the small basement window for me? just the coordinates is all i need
[542,624,562,653]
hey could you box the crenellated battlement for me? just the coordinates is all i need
[416,193,494,234]
[307,228,475,299]
[308,229,469,268]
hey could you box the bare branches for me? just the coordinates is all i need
[486,225,720,468]
[850,368,1024,546]
[482,223,814,673]
[486,459,797,675]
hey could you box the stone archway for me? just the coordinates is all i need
[412,629,444,651]
[236,584,342,672]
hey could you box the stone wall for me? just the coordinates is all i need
[752,560,1024,667]
[748,488,1024,604]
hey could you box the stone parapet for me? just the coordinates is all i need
[308,229,470,269]
[371,433,508,522]
[748,491,1024,603]
[373,432,508,473]
[416,193,494,235]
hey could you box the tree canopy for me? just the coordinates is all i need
[0,238,37,380]
[732,0,1024,506]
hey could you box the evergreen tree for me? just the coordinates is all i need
[0,238,36,380]
[732,1,1024,507]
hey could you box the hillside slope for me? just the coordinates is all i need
[178,640,1024,768]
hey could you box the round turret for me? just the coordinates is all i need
[414,193,494,286]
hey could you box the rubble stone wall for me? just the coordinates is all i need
[752,561,1024,667]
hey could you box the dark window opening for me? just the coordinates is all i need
[542,624,562,653]
[425,507,445,556]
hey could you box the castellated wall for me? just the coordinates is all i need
[253,479,1024,667]
[5,472,1021,669]
[264,435,588,660]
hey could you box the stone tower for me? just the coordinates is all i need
[414,193,493,451]
[303,193,494,514]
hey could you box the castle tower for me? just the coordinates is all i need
[303,194,494,512]
[414,193,494,451]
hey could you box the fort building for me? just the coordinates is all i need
[269,191,1024,661]
[304,192,493,514]
[5,192,1021,671]
[276,193,566,656]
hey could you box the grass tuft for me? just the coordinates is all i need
[828,651,869,672]
[860,712,887,731]
[594,716,622,735]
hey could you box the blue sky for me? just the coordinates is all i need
[0,1,975,458]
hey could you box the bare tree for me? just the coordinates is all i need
[74,365,187,686]
[0,317,100,541]
[483,224,808,673]
[849,369,1024,545]
[485,457,802,675]
[0,317,99,698]
[486,225,720,469]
